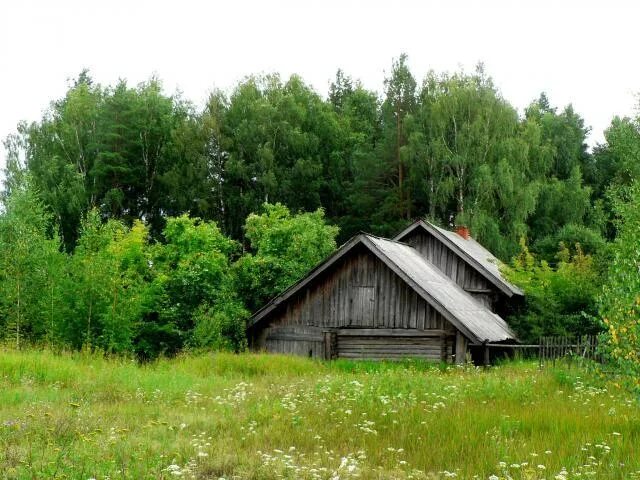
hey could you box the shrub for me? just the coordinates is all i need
[234,203,338,312]
[505,238,602,343]
[599,183,640,386]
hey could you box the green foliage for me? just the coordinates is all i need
[7,73,201,249]
[599,182,640,384]
[591,111,640,239]
[505,239,602,343]
[0,182,64,347]
[0,198,251,357]
[527,167,593,242]
[62,211,153,353]
[5,59,640,362]
[533,223,606,261]
[591,116,640,196]
[153,215,246,352]
[235,203,339,312]
[0,185,339,356]
[192,301,249,352]
[4,63,607,262]
[206,74,344,240]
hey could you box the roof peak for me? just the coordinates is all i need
[249,230,516,343]
[392,219,524,297]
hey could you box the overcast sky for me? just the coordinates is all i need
[2,0,639,175]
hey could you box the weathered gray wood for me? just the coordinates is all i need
[393,220,523,299]
[340,352,440,361]
[335,321,451,353]
[455,330,467,364]
[395,225,518,317]
[337,328,448,337]
[465,288,493,294]
[483,342,490,366]
[339,350,442,356]
[268,334,323,342]
[323,330,332,360]
[249,233,518,362]
[253,248,464,360]
[339,344,443,351]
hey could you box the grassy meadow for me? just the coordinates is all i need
[0,350,639,479]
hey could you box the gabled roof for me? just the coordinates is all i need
[394,220,524,297]
[249,233,517,344]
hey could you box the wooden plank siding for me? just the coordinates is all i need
[335,328,453,361]
[400,229,499,311]
[250,245,457,361]
[264,326,325,359]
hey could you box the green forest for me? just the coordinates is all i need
[2,55,640,373]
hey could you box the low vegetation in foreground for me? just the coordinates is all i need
[0,351,639,480]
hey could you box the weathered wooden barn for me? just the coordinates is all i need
[247,222,522,363]
[393,220,523,316]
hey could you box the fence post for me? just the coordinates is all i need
[483,341,490,367]
[536,335,601,367]
[538,337,543,369]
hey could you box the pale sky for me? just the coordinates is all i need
[1,0,639,176]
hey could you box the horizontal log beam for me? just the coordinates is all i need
[338,353,441,360]
[266,335,324,342]
[336,328,450,337]
[338,340,441,346]
[484,344,540,348]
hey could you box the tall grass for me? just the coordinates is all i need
[0,349,638,479]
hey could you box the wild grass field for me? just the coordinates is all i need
[0,351,638,480]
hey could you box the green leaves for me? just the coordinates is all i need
[4,60,635,360]
[599,183,640,381]
[0,181,63,347]
[4,63,605,264]
[213,74,343,239]
[504,239,602,343]
[7,72,199,249]
[235,203,339,312]
[61,211,152,353]
[153,215,244,351]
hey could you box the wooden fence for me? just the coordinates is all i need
[538,335,601,366]
[484,335,601,366]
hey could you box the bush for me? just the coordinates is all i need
[505,238,602,343]
[234,203,338,312]
[599,183,640,386]
[191,301,249,352]
[533,223,605,262]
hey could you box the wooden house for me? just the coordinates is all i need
[394,220,524,316]
[247,227,520,364]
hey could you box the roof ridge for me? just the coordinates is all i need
[249,230,517,343]
[363,233,415,248]
[392,219,523,297]
[365,236,516,343]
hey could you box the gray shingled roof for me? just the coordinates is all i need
[394,220,524,297]
[249,233,517,344]
[367,236,517,343]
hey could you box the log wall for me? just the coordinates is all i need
[250,245,458,361]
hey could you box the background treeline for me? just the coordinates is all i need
[0,189,337,357]
[2,55,640,356]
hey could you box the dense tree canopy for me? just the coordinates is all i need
[3,55,640,356]
[3,59,610,259]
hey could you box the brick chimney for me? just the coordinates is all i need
[455,225,470,240]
